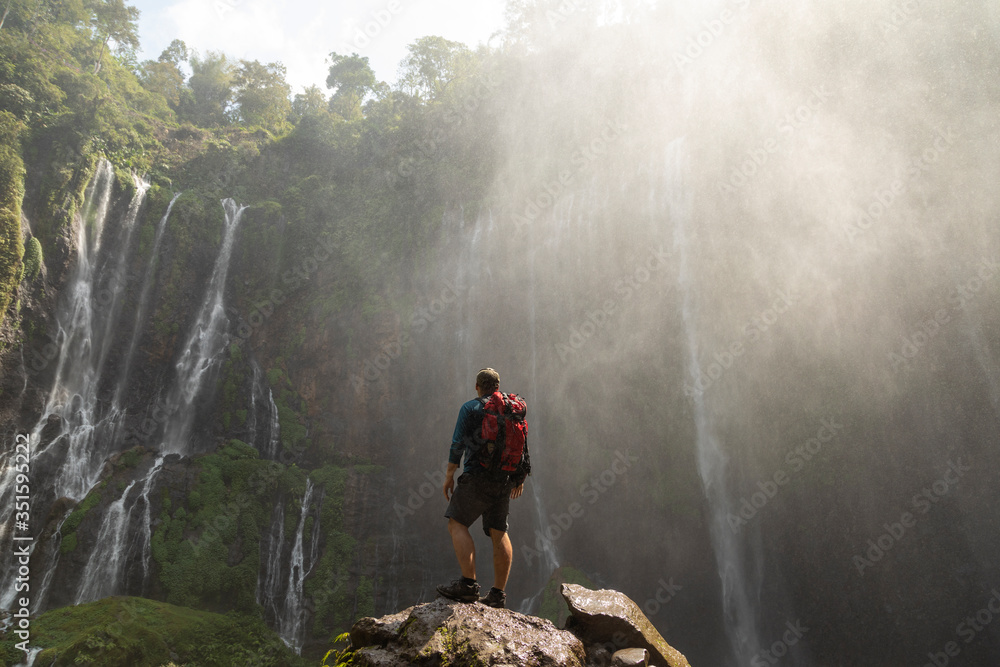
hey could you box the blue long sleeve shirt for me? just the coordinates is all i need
[449,397,485,474]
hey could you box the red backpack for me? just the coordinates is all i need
[478,391,530,483]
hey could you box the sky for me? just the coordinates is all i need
[133,0,509,92]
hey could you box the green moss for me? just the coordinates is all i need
[21,236,42,283]
[0,111,26,327]
[59,532,78,554]
[115,448,143,471]
[27,596,310,667]
[63,489,103,536]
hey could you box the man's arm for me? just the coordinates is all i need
[510,483,524,499]
[443,462,460,500]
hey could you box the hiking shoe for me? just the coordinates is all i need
[436,578,480,602]
[479,587,506,609]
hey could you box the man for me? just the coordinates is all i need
[437,368,525,609]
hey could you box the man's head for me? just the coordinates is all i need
[476,368,500,397]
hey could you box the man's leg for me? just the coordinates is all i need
[489,528,512,591]
[448,518,477,579]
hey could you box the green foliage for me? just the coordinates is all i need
[21,235,42,282]
[63,488,103,536]
[152,440,265,612]
[0,110,25,326]
[322,632,354,666]
[181,51,233,127]
[59,532,78,555]
[27,596,310,666]
[232,60,291,131]
[114,447,142,471]
[326,53,376,119]
[400,36,474,100]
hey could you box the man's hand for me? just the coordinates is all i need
[443,462,459,500]
[510,483,524,499]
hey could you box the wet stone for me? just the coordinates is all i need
[560,584,691,667]
[612,647,650,666]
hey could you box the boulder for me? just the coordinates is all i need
[560,584,690,667]
[612,648,650,666]
[347,597,587,666]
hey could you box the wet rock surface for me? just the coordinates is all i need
[560,584,690,667]
[348,597,587,666]
[347,586,693,667]
[612,647,650,666]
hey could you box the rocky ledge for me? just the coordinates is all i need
[341,583,691,667]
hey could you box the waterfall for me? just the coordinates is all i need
[32,508,73,613]
[247,362,263,448]
[35,161,146,501]
[14,647,42,667]
[247,363,281,460]
[75,481,137,603]
[258,500,286,623]
[670,137,760,664]
[257,478,322,653]
[136,456,165,588]
[114,192,181,410]
[256,479,320,654]
[160,199,245,454]
[267,389,281,460]
[281,479,315,653]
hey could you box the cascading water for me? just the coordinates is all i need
[0,161,143,609]
[256,479,324,653]
[33,162,145,501]
[246,362,281,459]
[32,506,73,613]
[670,137,760,665]
[136,456,165,587]
[258,500,286,623]
[0,184,247,610]
[160,199,246,455]
[74,481,137,603]
[267,390,281,460]
[114,191,181,409]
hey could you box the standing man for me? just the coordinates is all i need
[437,368,526,609]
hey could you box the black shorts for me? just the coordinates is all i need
[445,472,513,536]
